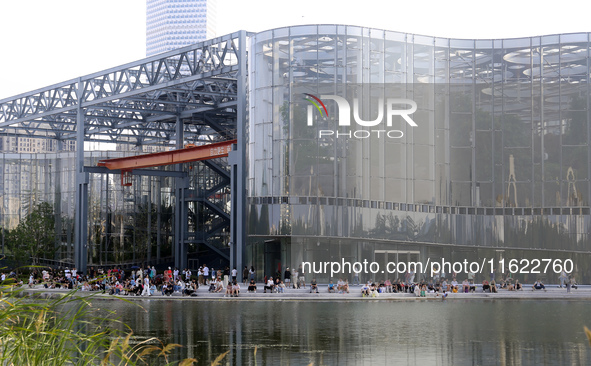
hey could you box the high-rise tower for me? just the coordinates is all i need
[146,0,217,57]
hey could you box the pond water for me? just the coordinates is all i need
[95,298,591,365]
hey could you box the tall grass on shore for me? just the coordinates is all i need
[0,281,195,365]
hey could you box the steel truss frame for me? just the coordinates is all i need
[0,31,249,273]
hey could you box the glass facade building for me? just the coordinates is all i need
[2,25,591,283]
[246,25,591,284]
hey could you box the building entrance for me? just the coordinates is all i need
[374,250,420,281]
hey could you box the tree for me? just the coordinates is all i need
[7,202,55,266]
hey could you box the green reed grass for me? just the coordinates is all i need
[0,279,196,366]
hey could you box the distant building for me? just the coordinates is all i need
[146,0,217,57]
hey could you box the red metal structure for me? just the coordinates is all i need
[97,139,236,186]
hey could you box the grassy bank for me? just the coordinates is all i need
[0,280,196,365]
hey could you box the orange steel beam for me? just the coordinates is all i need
[97,139,236,171]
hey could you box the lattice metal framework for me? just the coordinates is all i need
[0,31,249,273]
[0,32,245,144]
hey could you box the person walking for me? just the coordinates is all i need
[243,266,249,285]
[198,266,203,285]
[559,270,567,288]
[203,265,209,285]
[298,264,306,289]
[284,267,292,288]
[292,268,299,289]
[223,267,230,289]
[141,276,150,296]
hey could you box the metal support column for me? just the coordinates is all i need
[147,176,152,263]
[229,145,238,272]
[74,78,88,274]
[54,140,63,260]
[104,174,110,265]
[157,176,162,263]
[230,30,248,281]
[174,114,188,270]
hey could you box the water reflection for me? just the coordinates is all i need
[99,299,591,365]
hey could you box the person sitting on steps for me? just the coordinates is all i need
[362,282,371,297]
[248,279,257,293]
[224,281,233,297]
[264,277,275,293]
[532,279,546,291]
[328,280,335,293]
[310,278,319,293]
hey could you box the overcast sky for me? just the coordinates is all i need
[0,0,589,99]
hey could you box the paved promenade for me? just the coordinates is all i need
[23,283,591,301]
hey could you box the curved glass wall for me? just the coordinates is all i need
[246,25,591,283]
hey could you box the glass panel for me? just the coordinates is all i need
[451,182,472,206]
[414,180,434,204]
[475,131,493,181]
[413,144,432,180]
[450,147,471,182]
[563,93,588,146]
[384,143,405,179]
[385,179,405,203]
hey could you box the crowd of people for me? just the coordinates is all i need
[355,274,579,297]
[2,265,580,298]
[2,264,262,298]
[355,277,466,297]
[327,279,350,293]
[1,265,205,297]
